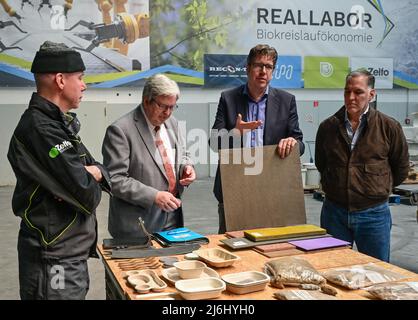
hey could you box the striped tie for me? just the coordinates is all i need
[155,126,177,195]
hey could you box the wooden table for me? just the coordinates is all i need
[98,234,418,300]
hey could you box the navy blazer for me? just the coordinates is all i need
[210,85,305,202]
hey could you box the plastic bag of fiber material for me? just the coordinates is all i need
[367,282,418,300]
[322,263,406,290]
[264,256,326,288]
[274,289,337,300]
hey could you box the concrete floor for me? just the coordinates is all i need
[0,179,417,300]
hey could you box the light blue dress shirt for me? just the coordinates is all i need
[243,85,268,148]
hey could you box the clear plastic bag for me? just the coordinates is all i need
[274,289,337,300]
[322,263,406,289]
[264,256,326,288]
[367,282,418,300]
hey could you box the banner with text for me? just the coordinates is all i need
[1,0,417,88]
[150,0,418,89]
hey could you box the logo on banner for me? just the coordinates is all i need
[366,0,395,46]
[204,54,247,87]
[351,57,393,89]
[208,65,246,73]
[320,62,334,77]
[255,2,394,48]
[304,56,349,88]
[270,56,302,88]
[368,67,389,76]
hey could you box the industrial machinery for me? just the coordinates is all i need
[0,19,27,52]
[20,0,34,10]
[66,0,149,55]
[37,0,52,13]
[0,0,22,21]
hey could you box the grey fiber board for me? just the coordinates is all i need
[220,145,306,231]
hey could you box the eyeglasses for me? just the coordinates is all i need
[153,99,178,112]
[252,62,275,72]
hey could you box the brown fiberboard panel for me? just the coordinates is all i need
[225,231,245,238]
[254,242,296,253]
[220,145,306,231]
[253,248,304,258]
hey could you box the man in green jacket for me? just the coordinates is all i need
[315,69,409,262]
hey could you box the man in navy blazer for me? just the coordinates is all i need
[210,44,305,233]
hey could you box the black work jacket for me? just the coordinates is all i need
[8,93,111,259]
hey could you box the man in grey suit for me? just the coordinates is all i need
[210,44,305,233]
[102,74,196,238]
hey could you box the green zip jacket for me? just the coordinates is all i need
[8,93,111,259]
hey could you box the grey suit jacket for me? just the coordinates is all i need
[102,105,192,238]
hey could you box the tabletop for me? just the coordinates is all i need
[98,234,418,300]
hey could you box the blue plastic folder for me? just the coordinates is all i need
[153,227,209,246]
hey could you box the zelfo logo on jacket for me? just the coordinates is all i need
[49,140,73,158]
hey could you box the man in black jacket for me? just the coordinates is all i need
[7,41,111,299]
